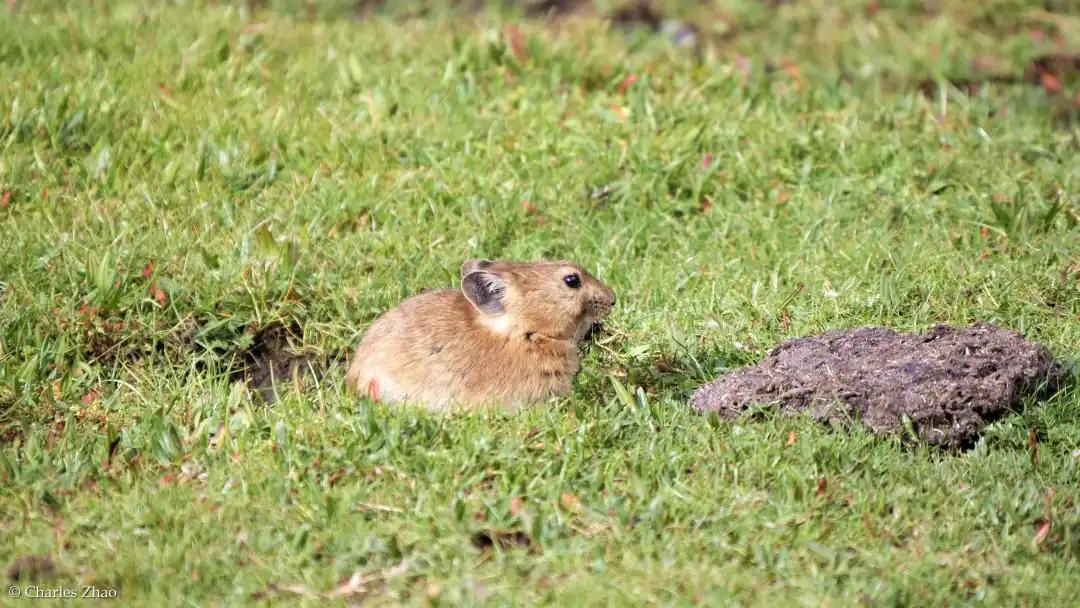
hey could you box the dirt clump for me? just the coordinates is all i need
[690,323,1067,449]
[471,529,534,552]
[7,555,57,581]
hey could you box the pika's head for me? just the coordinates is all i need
[460,259,616,343]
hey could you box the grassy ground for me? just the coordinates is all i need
[2,0,1079,605]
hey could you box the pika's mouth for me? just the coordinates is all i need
[582,321,606,342]
[578,296,614,343]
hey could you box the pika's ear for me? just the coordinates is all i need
[461,270,505,316]
[460,259,493,278]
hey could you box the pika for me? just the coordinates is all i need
[346,259,616,410]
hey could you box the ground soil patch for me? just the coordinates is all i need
[230,323,338,403]
[690,323,1068,449]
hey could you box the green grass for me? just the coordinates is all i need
[1,0,1079,605]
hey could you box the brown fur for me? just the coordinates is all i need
[346,260,615,410]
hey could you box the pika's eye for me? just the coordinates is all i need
[563,273,581,289]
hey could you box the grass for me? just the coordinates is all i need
[1,0,1079,604]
